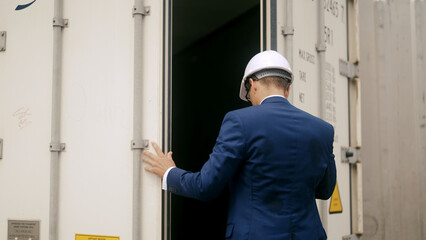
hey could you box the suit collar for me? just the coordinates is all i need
[260,95,289,105]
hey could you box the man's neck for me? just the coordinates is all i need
[254,90,285,105]
[260,95,286,104]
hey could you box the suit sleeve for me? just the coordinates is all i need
[167,112,247,201]
[315,125,337,200]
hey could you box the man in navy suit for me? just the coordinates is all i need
[143,50,336,239]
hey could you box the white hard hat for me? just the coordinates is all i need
[239,50,293,101]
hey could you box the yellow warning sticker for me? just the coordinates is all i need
[76,234,120,240]
[329,182,343,214]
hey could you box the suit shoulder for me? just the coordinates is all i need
[226,106,255,118]
[226,106,266,124]
[312,115,334,138]
[294,107,334,133]
[312,113,334,130]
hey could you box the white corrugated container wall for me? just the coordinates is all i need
[360,0,426,239]
[0,0,164,239]
[1,0,364,239]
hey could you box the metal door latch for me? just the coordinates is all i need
[133,5,151,16]
[341,146,361,164]
[342,234,361,240]
[131,139,150,150]
[50,142,66,152]
[316,42,327,52]
[52,18,69,28]
[281,26,294,36]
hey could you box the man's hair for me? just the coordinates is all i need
[258,76,291,92]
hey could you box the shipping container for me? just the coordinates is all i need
[0,0,362,239]
[359,0,426,239]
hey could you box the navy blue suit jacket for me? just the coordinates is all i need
[167,96,336,239]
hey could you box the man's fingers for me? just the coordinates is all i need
[152,142,165,157]
[142,142,174,178]
[144,166,162,178]
[143,150,157,160]
[142,156,156,166]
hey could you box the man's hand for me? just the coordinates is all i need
[142,142,176,178]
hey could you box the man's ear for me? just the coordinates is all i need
[250,78,257,91]
[284,86,291,98]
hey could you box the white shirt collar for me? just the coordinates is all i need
[260,95,286,104]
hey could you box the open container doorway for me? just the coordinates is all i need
[169,0,260,238]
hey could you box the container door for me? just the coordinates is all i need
[165,0,353,239]
[1,0,164,239]
[272,0,352,238]
[0,1,53,239]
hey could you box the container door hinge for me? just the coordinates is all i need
[342,234,362,240]
[0,138,3,159]
[52,18,69,28]
[0,31,6,52]
[339,59,359,79]
[341,146,361,164]
[50,142,66,152]
[131,139,150,150]
[132,5,151,16]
